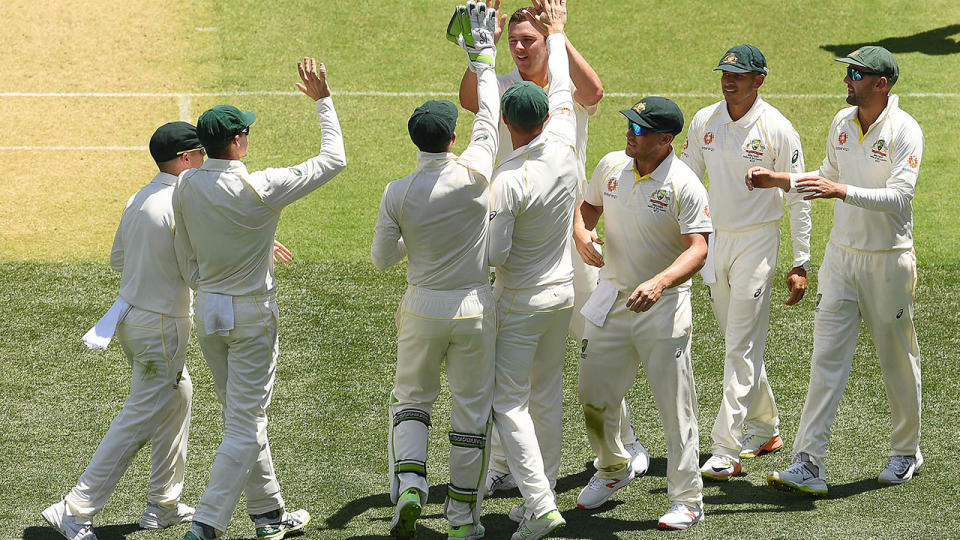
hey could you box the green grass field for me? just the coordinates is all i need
[3,1,960,538]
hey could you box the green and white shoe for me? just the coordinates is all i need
[390,488,422,539]
[251,508,310,540]
[448,523,485,539]
[512,510,565,540]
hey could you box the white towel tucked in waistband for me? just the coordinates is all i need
[82,297,133,350]
[203,293,234,336]
[699,233,717,285]
[580,279,619,328]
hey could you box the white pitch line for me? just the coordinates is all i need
[0,146,147,151]
[1,90,958,98]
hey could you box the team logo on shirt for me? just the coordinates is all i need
[908,155,919,168]
[704,132,714,145]
[869,139,889,162]
[838,131,848,145]
[703,205,710,217]
[607,177,618,192]
[683,138,689,150]
[741,139,766,163]
[580,339,589,360]
[647,188,671,214]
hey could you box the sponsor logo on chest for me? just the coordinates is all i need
[603,176,619,199]
[836,130,850,152]
[701,131,715,152]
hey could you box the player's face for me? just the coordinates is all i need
[720,71,763,107]
[508,21,547,77]
[625,126,671,160]
[843,67,883,106]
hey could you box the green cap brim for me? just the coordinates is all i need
[834,57,870,69]
[240,111,257,127]
[713,64,754,73]
[619,109,653,129]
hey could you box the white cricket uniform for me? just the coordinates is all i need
[173,97,346,531]
[66,172,193,520]
[371,65,499,527]
[578,151,711,508]
[680,96,811,461]
[485,33,579,518]
[789,94,923,478]
[495,66,599,340]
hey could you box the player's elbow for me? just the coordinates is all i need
[580,84,603,107]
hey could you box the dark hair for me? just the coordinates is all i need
[508,9,527,27]
[412,139,451,153]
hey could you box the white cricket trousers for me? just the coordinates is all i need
[389,285,496,527]
[707,222,781,460]
[490,281,573,518]
[792,242,921,477]
[578,291,703,508]
[66,307,192,519]
[193,293,285,532]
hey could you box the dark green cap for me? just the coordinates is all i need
[502,81,549,127]
[408,100,458,152]
[149,121,201,163]
[835,45,898,85]
[197,105,256,149]
[714,44,768,74]
[619,96,684,136]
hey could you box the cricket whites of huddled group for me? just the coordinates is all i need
[40,0,925,538]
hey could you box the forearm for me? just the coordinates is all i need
[566,38,602,107]
[786,193,812,267]
[576,199,601,231]
[316,97,347,171]
[653,236,708,290]
[459,68,480,113]
[546,34,572,111]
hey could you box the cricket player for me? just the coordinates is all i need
[679,45,811,481]
[485,1,576,537]
[460,0,647,495]
[574,96,711,530]
[173,57,346,540]
[41,122,203,540]
[371,4,498,539]
[751,46,924,496]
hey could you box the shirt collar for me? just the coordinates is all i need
[499,131,548,167]
[719,95,765,127]
[152,172,179,186]
[417,151,456,168]
[200,158,249,175]
[633,152,675,184]
[843,94,900,135]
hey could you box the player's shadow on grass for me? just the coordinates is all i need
[821,24,960,56]
[23,523,140,540]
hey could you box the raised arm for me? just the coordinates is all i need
[256,57,347,210]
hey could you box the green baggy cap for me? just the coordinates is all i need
[835,45,899,85]
[714,44,769,74]
[619,96,684,135]
[502,81,549,127]
[197,105,256,149]
[408,100,458,151]
[149,121,202,163]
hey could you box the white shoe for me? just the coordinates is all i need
[767,453,827,496]
[593,438,649,476]
[485,469,516,495]
[576,463,635,509]
[508,502,525,523]
[251,508,310,539]
[878,451,923,484]
[657,503,703,530]
[448,523,485,539]
[139,502,194,529]
[511,510,565,540]
[739,433,783,459]
[700,454,741,481]
[41,499,97,540]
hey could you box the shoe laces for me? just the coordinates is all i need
[887,455,915,474]
[490,471,510,487]
[665,502,696,517]
[586,473,615,491]
[785,459,816,479]
[739,432,758,447]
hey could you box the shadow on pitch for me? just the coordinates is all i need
[23,523,140,540]
[821,24,960,56]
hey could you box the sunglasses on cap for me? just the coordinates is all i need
[238,126,250,136]
[177,147,206,156]
[847,66,881,81]
[628,121,671,137]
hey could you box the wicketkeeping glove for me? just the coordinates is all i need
[446,1,497,69]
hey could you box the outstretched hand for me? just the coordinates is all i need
[295,57,331,101]
[525,0,566,35]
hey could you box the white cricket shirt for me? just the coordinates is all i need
[796,94,923,251]
[110,172,191,317]
[173,97,346,296]
[585,152,713,295]
[488,34,582,290]
[371,66,499,291]
[681,96,811,267]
